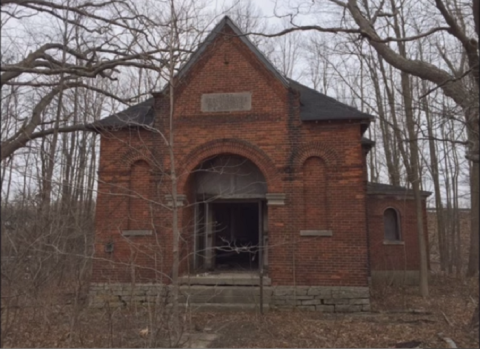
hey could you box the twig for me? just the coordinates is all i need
[401,318,436,324]
[437,333,457,348]
[441,311,453,326]
[379,309,432,315]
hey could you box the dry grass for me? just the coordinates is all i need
[201,275,478,348]
[1,274,478,348]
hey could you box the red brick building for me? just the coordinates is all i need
[88,17,430,311]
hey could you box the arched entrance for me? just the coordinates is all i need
[192,154,268,272]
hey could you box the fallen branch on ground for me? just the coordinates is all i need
[441,311,453,326]
[437,333,457,348]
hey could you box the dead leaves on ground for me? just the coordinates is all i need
[1,275,478,348]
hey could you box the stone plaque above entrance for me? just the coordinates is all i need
[201,92,252,112]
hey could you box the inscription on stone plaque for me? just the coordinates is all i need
[201,92,252,112]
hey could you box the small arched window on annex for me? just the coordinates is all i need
[383,207,401,242]
[123,159,153,237]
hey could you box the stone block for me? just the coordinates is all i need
[297,305,316,311]
[362,304,371,312]
[316,305,335,312]
[332,287,369,299]
[349,298,370,305]
[335,304,363,313]
[302,299,321,305]
[293,287,309,296]
[324,298,349,305]
[201,92,252,112]
[275,306,295,311]
[281,299,300,305]
[307,287,332,298]
[299,230,333,237]
[273,288,294,296]
[293,296,313,300]
[271,299,285,304]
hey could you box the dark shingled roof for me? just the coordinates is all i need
[361,137,375,146]
[89,16,374,131]
[367,182,431,197]
[88,98,154,130]
[288,79,374,122]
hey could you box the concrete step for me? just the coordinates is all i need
[179,285,272,304]
[179,273,271,286]
[185,303,270,312]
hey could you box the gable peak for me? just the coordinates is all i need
[175,15,289,87]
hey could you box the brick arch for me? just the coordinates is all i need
[382,206,403,218]
[178,138,281,193]
[120,148,154,169]
[383,206,403,241]
[294,142,339,173]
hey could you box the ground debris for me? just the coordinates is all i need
[388,340,422,348]
[1,275,478,348]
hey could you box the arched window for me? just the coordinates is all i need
[128,160,151,230]
[303,157,327,230]
[384,208,400,241]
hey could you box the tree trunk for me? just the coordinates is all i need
[422,85,447,271]
[389,0,428,295]
[467,161,479,276]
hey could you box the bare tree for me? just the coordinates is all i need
[247,0,479,284]
[0,0,197,161]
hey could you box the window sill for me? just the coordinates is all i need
[300,230,333,237]
[122,230,153,237]
[383,240,404,245]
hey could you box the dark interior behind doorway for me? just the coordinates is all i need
[212,202,259,271]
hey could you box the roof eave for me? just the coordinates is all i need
[367,190,431,197]
[85,122,154,133]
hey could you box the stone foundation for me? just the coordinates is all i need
[270,286,370,312]
[89,283,370,312]
[371,270,421,285]
[89,283,173,308]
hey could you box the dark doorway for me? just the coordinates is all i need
[192,154,267,273]
[194,201,261,272]
[212,202,259,271]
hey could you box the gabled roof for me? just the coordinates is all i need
[367,182,431,197]
[176,16,289,87]
[89,16,375,131]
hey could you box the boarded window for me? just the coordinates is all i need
[303,157,327,230]
[128,160,151,230]
[384,208,400,241]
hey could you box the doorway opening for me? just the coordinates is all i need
[212,202,259,271]
[191,154,267,274]
[194,200,264,273]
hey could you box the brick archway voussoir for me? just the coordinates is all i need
[294,142,339,172]
[178,138,281,193]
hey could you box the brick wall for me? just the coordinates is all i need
[367,195,428,271]
[92,25,369,287]
[303,157,328,229]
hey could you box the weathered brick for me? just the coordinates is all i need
[90,19,427,301]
